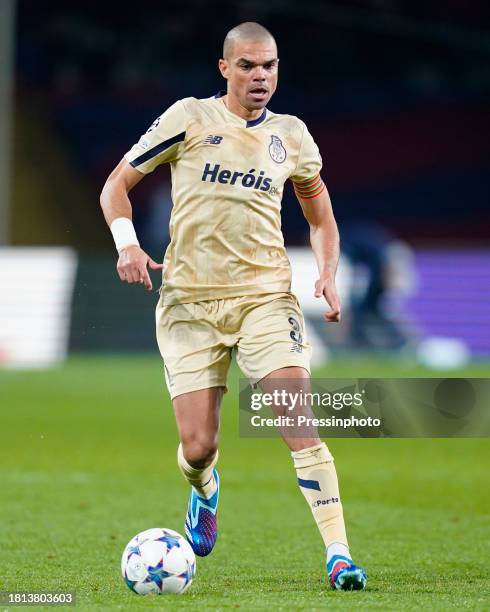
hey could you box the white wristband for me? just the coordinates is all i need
[110,217,140,252]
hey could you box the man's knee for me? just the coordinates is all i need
[266,365,309,379]
[181,436,218,468]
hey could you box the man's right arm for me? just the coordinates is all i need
[101,99,188,289]
[100,157,143,225]
[100,158,163,291]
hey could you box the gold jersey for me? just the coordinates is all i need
[124,93,322,304]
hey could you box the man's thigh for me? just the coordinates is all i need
[236,292,311,384]
[156,301,232,400]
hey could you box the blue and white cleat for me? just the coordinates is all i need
[328,555,367,591]
[184,469,219,557]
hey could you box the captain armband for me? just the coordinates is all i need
[293,174,326,199]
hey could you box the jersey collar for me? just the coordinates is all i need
[245,108,267,128]
[214,91,268,128]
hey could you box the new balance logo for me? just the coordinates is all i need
[203,135,223,145]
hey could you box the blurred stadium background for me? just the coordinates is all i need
[0,0,489,370]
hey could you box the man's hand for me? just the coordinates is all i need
[314,276,341,322]
[116,245,164,291]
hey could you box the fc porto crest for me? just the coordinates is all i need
[269,135,287,164]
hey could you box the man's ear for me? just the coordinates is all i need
[218,58,229,79]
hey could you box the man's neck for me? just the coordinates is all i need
[222,93,264,122]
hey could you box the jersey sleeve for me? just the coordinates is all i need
[124,100,188,174]
[290,123,325,199]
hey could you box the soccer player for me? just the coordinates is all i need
[100,22,367,591]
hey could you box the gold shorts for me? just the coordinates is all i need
[155,292,311,399]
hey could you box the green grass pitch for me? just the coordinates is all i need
[1,355,489,610]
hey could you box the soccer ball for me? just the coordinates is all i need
[121,527,196,595]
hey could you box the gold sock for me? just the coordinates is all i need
[177,444,218,499]
[292,442,348,549]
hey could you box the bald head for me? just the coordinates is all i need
[223,22,276,59]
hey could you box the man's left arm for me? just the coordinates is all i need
[295,180,341,322]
